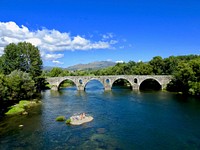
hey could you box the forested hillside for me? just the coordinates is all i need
[44,55,200,97]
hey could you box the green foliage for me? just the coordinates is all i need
[149,56,164,75]
[0,42,43,92]
[5,100,29,115]
[0,74,6,100]
[66,118,71,124]
[167,57,200,96]
[163,56,178,75]
[0,70,35,101]
[36,54,200,97]
[188,81,200,96]
[60,80,75,88]
[48,67,64,77]
[133,62,153,75]
[5,106,25,115]
[1,42,42,76]
[5,100,39,115]
[56,116,66,121]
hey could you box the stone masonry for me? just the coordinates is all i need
[46,75,172,91]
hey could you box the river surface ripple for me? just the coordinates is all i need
[0,80,200,150]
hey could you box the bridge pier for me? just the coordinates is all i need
[161,84,167,90]
[77,86,85,91]
[132,84,139,90]
[51,85,59,91]
[47,75,172,92]
[104,86,111,91]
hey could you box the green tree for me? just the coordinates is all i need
[48,67,64,77]
[3,70,35,100]
[174,62,195,93]
[167,57,200,96]
[1,42,43,91]
[163,56,178,75]
[0,57,3,74]
[1,42,42,76]
[60,70,70,76]
[0,74,6,101]
[149,56,164,75]
[134,62,153,75]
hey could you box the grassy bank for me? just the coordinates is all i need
[5,100,41,115]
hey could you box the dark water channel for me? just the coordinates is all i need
[0,80,200,150]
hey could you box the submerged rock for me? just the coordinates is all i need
[19,125,24,128]
[96,128,106,134]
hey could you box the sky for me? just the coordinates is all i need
[0,0,199,67]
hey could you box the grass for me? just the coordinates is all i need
[66,118,71,124]
[56,116,66,121]
[5,100,40,115]
[5,106,25,115]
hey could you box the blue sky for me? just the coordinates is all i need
[0,0,199,67]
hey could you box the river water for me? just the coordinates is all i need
[0,80,200,150]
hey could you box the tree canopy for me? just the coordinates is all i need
[0,42,42,77]
[0,42,43,101]
[43,54,200,97]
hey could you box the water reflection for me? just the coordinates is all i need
[0,80,200,149]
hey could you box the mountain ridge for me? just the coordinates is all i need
[66,61,116,71]
[43,61,116,71]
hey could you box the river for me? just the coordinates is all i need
[0,80,200,149]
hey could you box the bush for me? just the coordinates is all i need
[5,105,25,115]
[66,118,71,124]
[56,116,66,121]
[5,100,39,115]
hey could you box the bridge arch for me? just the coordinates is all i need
[58,77,78,90]
[84,78,105,91]
[47,75,172,91]
[139,77,162,91]
[111,77,133,89]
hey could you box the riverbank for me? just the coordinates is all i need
[5,100,41,115]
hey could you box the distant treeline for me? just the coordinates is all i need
[44,55,200,97]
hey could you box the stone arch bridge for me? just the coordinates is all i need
[46,75,172,91]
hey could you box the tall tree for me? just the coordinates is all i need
[48,67,64,77]
[1,42,43,91]
[5,70,35,100]
[149,56,164,75]
[134,62,153,75]
[1,42,42,77]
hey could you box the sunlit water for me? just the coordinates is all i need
[0,80,200,149]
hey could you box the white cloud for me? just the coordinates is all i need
[110,40,118,45]
[102,33,114,39]
[44,53,64,61]
[116,60,124,63]
[0,21,117,61]
[52,60,64,65]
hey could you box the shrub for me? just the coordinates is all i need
[66,118,71,124]
[5,106,25,115]
[56,116,66,121]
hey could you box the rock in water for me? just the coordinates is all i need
[70,116,94,125]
